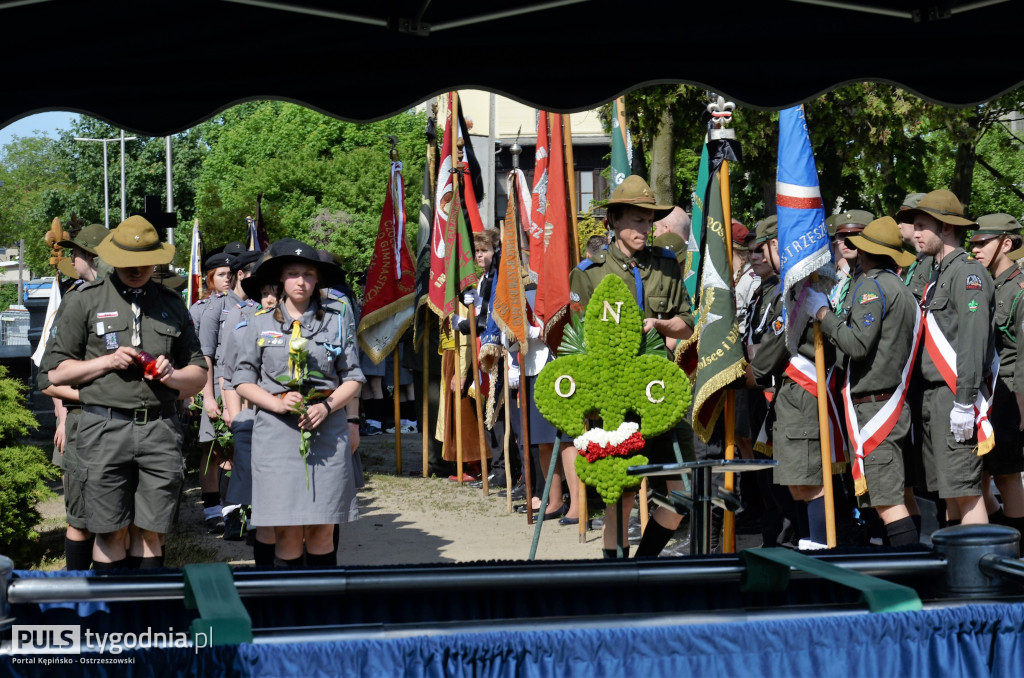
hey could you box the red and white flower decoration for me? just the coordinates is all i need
[573,422,646,464]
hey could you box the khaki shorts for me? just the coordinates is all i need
[61,408,88,531]
[921,385,983,498]
[772,380,823,486]
[853,400,909,509]
[77,409,185,534]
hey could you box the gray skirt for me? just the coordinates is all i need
[250,407,360,527]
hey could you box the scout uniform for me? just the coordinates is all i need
[903,192,995,500]
[827,209,873,314]
[48,217,206,536]
[817,218,920,510]
[971,214,1024,479]
[37,223,110,537]
[233,242,365,529]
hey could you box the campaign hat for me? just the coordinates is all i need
[94,215,175,267]
[752,215,777,246]
[251,239,344,291]
[57,223,108,256]
[653,233,686,263]
[846,216,916,269]
[602,175,674,220]
[898,189,975,228]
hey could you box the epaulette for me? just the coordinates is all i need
[254,308,272,316]
[655,246,678,260]
[578,251,604,270]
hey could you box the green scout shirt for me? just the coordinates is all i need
[569,243,693,328]
[991,264,1024,395]
[37,279,87,404]
[919,248,995,406]
[903,253,933,302]
[819,268,917,396]
[48,274,206,409]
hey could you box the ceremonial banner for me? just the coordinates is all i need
[684,138,747,442]
[527,112,550,277]
[610,97,630,189]
[413,116,437,346]
[686,138,710,302]
[535,113,571,336]
[487,170,530,352]
[186,219,202,308]
[358,161,418,363]
[457,107,485,234]
[776,105,835,344]
[245,216,261,252]
[428,93,477,318]
[253,191,270,252]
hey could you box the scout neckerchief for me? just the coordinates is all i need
[783,353,847,469]
[921,251,997,456]
[840,272,924,496]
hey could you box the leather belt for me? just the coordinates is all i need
[83,403,177,425]
[851,391,894,405]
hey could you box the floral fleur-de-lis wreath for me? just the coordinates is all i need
[535,276,692,505]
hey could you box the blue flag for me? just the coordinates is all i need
[776,105,835,341]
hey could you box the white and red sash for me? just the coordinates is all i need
[922,307,997,456]
[841,309,923,496]
[784,355,847,466]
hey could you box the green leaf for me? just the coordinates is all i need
[308,370,324,378]
[639,328,666,356]
[558,314,587,357]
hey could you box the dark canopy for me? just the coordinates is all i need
[4,0,1023,135]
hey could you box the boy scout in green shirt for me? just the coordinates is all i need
[48,216,207,569]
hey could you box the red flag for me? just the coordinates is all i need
[527,112,550,277]
[357,161,418,363]
[457,115,485,234]
[428,93,477,318]
[186,219,202,307]
[534,113,571,337]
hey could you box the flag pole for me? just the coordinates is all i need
[450,92,466,484]
[393,349,403,475]
[812,273,837,547]
[503,357,513,513]
[563,115,580,266]
[466,302,490,494]
[721,156,736,554]
[423,344,430,478]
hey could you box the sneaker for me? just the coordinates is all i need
[223,508,245,541]
[365,424,383,436]
[399,421,417,433]
[205,515,225,535]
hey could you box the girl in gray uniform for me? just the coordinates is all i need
[234,242,365,567]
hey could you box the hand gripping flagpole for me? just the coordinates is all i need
[708,96,739,553]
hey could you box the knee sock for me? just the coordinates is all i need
[1003,515,1024,556]
[988,507,1008,526]
[139,556,163,569]
[253,541,276,568]
[64,536,94,571]
[92,558,128,572]
[218,467,231,504]
[202,491,220,509]
[885,516,919,547]
[634,519,676,557]
[910,513,922,536]
[400,400,416,426]
[947,519,962,527]
[602,547,631,559]
[305,551,335,567]
[274,554,305,568]
[807,497,827,545]
[123,555,142,569]
[331,524,340,558]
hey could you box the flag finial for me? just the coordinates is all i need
[708,95,736,139]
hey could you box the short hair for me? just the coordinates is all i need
[586,235,607,258]
[473,228,500,251]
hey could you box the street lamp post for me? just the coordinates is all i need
[74,132,137,227]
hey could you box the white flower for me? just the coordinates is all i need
[573,422,640,450]
[289,336,309,353]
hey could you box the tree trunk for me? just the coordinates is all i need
[649,107,675,204]
[950,140,977,213]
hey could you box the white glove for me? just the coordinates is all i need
[463,289,477,306]
[527,324,541,340]
[508,364,521,390]
[950,402,975,443]
[801,289,829,319]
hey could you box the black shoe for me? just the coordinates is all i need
[205,515,225,535]
[222,508,245,541]
[498,481,526,500]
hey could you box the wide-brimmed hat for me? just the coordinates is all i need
[94,215,175,267]
[752,215,777,246]
[239,240,296,298]
[602,175,674,220]
[252,239,344,291]
[898,189,975,228]
[846,217,916,268]
[57,223,108,255]
[653,233,686,263]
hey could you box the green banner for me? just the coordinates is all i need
[686,139,710,302]
[610,98,629,189]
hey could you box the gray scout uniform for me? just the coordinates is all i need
[986,264,1024,475]
[215,296,257,507]
[819,268,918,507]
[197,290,242,442]
[48,274,206,535]
[234,301,365,527]
[919,247,995,498]
[751,289,837,486]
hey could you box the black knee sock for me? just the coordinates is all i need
[910,513,922,536]
[123,554,142,569]
[139,556,163,569]
[885,516,919,547]
[947,518,962,527]
[253,541,276,568]
[274,554,305,568]
[305,551,335,567]
[634,520,676,557]
[602,547,631,559]
[218,467,231,504]
[807,497,827,545]
[202,492,220,509]
[93,558,128,571]
[331,524,340,557]
[64,536,94,571]
[988,507,1008,526]
[400,400,415,423]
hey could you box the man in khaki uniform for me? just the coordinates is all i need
[49,216,207,569]
[568,175,694,558]
[904,190,994,525]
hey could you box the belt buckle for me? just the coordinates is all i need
[132,408,149,425]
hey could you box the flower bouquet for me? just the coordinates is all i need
[272,323,324,489]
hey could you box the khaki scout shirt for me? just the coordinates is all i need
[919,248,995,406]
[903,253,933,302]
[569,243,694,328]
[48,274,206,409]
[819,268,917,396]
[991,265,1024,395]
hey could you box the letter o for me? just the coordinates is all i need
[555,375,576,398]
[646,380,665,404]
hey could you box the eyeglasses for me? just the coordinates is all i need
[838,236,858,250]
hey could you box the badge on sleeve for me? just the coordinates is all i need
[105,332,119,350]
[858,292,879,305]
[968,299,979,313]
[772,316,784,335]
[966,274,983,291]
[862,313,875,327]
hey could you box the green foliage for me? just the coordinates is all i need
[0,284,18,312]
[0,444,58,564]
[535,275,691,438]
[575,453,648,506]
[0,365,39,444]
